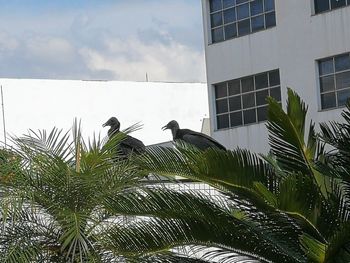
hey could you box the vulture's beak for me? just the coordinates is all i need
[102,122,108,128]
[161,125,168,131]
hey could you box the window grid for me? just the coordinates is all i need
[215,85,280,120]
[214,69,281,130]
[319,53,350,110]
[314,0,349,14]
[215,86,279,114]
[209,0,276,43]
[210,2,267,28]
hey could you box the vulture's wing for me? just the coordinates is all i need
[180,129,226,150]
[120,135,146,155]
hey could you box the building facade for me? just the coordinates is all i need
[201,0,350,153]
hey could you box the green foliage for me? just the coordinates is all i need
[300,234,327,263]
[139,88,350,262]
[0,121,243,262]
[2,88,350,262]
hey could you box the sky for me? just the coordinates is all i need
[0,0,206,82]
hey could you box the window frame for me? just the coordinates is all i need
[318,52,350,111]
[213,69,281,130]
[313,0,350,15]
[208,0,277,44]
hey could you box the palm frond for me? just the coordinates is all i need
[267,89,310,173]
[103,186,227,220]
[267,88,331,197]
[12,127,72,162]
[0,205,61,262]
[300,233,327,263]
[319,102,350,180]
[324,222,350,263]
[140,144,274,193]
[137,246,260,263]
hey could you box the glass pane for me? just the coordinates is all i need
[225,23,237,39]
[212,27,224,42]
[270,86,281,101]
[336,72,350,90]
[269,70,280,86]
[314,0,330,13]
[255,73,268,89]
[242,93,255,108]
[319,58,334,75]
[230,111,243,127]
[236,0,249,4]
[256,89,269,105]
[320,76,335,93]
[210,0,222,12]
[264,0,275,11]
[250,0,263,16]
[223,0,235,8]
[237,3,250,20]
[216,99,228,114]
[257,106,268,122]
[265,11,276,28]
[252,15,265,32]
[224,8,236,23]
[241,76,254,93]
[335,54,350,72]
[331,0,346,9]
[217,114,229,129]
[243,109,257,124]
[229,96,242,111]
[211,12,223,27]
[337,89,350,106]
[238,19,251,36]
[215,83,227,98]
[321,92,336,109]
[228,80,241,95]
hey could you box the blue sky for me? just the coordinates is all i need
[0,0,205,82]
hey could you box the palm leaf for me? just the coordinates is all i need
[267,88,330,197]
[300,233,327,263]
[324,222,350,263]
[140,144,274,193]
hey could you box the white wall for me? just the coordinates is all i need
[0,79,208,146]
[202,0,350,153]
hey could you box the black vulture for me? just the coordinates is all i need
[103,117,145,158]
[162,120,226,150]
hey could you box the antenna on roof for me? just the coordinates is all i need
[0,85,6,148]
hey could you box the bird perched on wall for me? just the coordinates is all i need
[162,120,226,150]
[103,117,145,158]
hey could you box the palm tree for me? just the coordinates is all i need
[139,88,350,262]
[0,121,246,262]
[2,89,349,262]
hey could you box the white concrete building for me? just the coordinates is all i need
[0,79,208,146]
[201,0,350,153]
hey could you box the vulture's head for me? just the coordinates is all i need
[103,117,120,130]
[162,120,180,137]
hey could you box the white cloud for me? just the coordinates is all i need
[25,36,75,64]
[0,1,205,82]
[79,36,206,82]
[0,31,19,52]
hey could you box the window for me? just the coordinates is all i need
[319,53,350,110]
[209,0,276,43]
[314,0,349,14]
[214,69,281,129]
